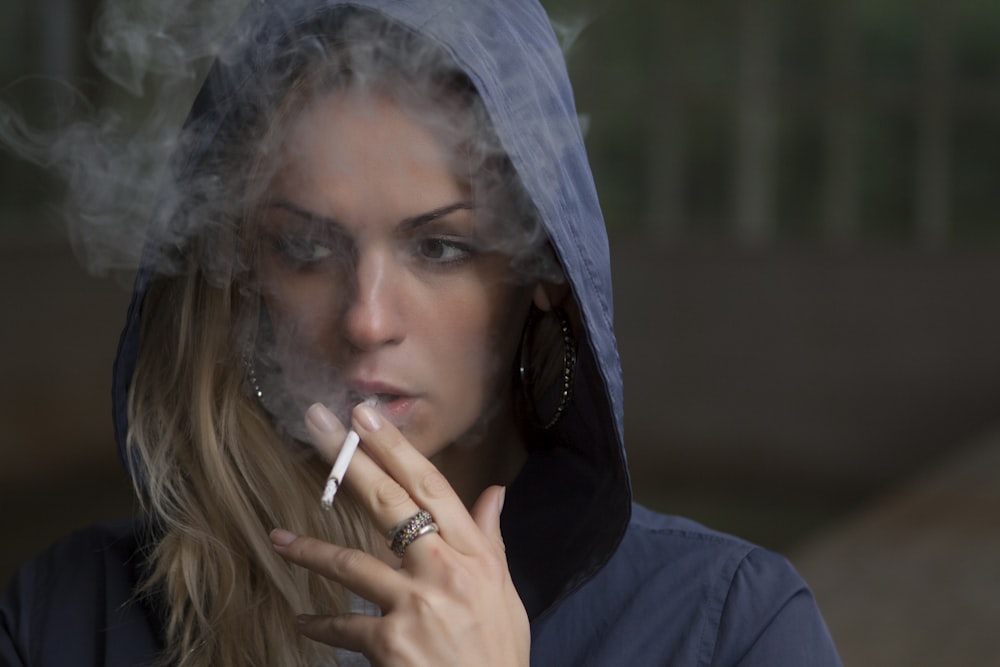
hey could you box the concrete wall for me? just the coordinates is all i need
[613,241,1000,499]
[791,428,1000,666]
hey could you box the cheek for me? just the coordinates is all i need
[488,280,534,351]
[261,276,343,352]
[445,283,530,389]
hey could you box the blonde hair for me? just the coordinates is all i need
[128,238,379,665]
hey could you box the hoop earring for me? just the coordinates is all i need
[243,345,265,401]
[518,306,576,430]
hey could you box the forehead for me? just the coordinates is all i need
[290,88,463,161]
[263,90,469,224]
[284,89,458,166]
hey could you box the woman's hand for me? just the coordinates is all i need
[270,402,530,666]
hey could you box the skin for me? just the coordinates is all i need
[259,88,554,664]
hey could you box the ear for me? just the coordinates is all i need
[532,282,571,312]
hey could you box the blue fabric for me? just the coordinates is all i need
[3,0,841,664]
[530,506,840,666]
[0,522,160,667]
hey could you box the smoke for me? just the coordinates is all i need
[0,0,585,278]
[2,1,585,438]
[549,13,592,56]
[0,0,251,275]
[88,0,250,96]
[545,0,608,138]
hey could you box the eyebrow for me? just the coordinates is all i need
[265,199,475,231]
[266,200,342,230]
[399,201,476,232]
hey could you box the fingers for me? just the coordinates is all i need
[305,403,350,464]
[305,402,444,557]
[348,402,487,556]
[270,529,400,609]
[302,400,505,571]
[332,441,423,535]
[469,485,507,554]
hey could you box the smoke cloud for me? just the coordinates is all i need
[2,0,585,434]
[0,0,251,275]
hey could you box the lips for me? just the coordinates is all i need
[348,379,417,422]
[348,380,408,401]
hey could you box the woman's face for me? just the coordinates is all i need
[256,89,535,460]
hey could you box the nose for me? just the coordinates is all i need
[342,247,404,351]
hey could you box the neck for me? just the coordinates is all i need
[373,409,526,566]
[432,406,527,508]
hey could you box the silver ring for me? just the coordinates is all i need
[387,510,438,558]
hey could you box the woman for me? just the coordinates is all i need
[1,1,841,665]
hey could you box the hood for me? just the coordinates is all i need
[112,0,630,620]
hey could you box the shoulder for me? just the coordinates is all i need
[1,519,161,666]
[3,520,145,614]
[620,504,813,606]
[14,518,141,572]
[530,504,842,666]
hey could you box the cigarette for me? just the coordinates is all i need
[320,429,359,509]
[321,397,376,509]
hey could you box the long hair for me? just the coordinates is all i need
[129,251,376,666]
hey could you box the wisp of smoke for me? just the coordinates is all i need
[0,0,251,275]
[2,0,587,435]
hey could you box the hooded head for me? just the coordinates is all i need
[114,0,629,633]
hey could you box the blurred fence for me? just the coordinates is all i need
[553,0,999,249]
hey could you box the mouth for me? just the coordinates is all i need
[370,391,404,404]
[347,381,416,417]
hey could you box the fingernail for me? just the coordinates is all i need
[306,403,339,433]
[296,614,314,626]
[270,528,298,547]
[498,486,507,514]
[356,403,381,431]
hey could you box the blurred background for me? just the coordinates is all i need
[2,0,999,663]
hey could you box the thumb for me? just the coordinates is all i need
[470,484,507,553]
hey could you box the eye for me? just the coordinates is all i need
[417,237,473,263]
[271,236,335,268]
[303,243,333,261]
